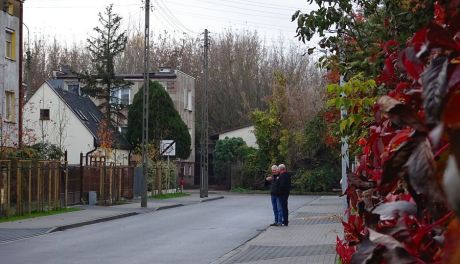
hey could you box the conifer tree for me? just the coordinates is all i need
[80,4,129,123]
[127,81,191,159]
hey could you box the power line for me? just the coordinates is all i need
[165,0,292,20]
[192,0,309,17]
[156,0,197,34]
[26,3,141,9]
[171,8,297,33]
[224,0,307,10]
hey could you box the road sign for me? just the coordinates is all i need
[161,140,176,156]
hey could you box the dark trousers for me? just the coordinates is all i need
[279,194,289,225]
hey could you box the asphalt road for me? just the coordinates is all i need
[0,194,316,264]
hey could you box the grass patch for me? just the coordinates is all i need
[0,207,82,223]
[231,187,266,193]
[151,192,190,199]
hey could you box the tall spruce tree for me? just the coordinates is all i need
[80,4,128,123]
[127,81,191,159]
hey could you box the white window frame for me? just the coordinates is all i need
[5,29,15,60]
[5,91,15,123]
[111,87,131,105]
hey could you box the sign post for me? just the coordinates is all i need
[161,140,176,193]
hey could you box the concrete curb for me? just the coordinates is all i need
[155,204,184,211]
[47,196,226,233]
[201,196,225,203]
[49,212,139,233]
[210,225,268,264]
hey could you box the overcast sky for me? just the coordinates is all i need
[23,0,319,48]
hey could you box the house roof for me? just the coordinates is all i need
[210,124,254,139]
[46,80,131,150]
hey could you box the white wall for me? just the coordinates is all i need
[23,83,95,164]
[93,148,130,165]
[219,126,258,149]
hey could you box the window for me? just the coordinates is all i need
[159,82,167,90]
[88,112,100,123]
[110,87,131,106]
[39,109,50,120]
[5,91,15,122]
[120,88,130,105]
[5,29,15,60]
[76,109,88,121]
[186,90,192,111]
[118,126,128,135]
[68,84,80,95]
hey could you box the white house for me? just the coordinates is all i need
[52,66,196,182]
[216,125,258,149]
[23,80,131,165]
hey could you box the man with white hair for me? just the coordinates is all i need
[265,164,282,226]
[278,163,291,226]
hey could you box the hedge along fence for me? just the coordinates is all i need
[0,159,68,217]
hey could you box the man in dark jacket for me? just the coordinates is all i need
[278,164,291,226]
[265,165,282,226]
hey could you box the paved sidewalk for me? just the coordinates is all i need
[212,196,344,264]
[0,191,224,243]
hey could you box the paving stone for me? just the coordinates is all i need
[224,244,335,264]
[0,228,49,243]
[214,196,344,264]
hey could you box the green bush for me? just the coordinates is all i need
[292,166,340,192]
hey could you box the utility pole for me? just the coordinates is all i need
[141,0,150,208]
[200,29,209,198]
[23,23,30,99]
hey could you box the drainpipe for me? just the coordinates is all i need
[85,137,98,166]
[128,148,132,166]
[18,0,24,147]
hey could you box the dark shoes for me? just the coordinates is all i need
[270,223,282,226]
[282,223,288,226]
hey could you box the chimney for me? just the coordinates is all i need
[60,64,71,74]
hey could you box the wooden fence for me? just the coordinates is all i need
[0,159,134,217]
[0,160,66,217]
[68,165,134,205]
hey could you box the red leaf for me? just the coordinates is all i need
[400,47,424,80]
[447,1,460,19]
[377,96,427,132]
[442,88,460,128]
[448,64,460,91]
[421,56,449,125]
[386,128,414,153]
[434,2,446,25]
[427,23,459,50]
[406,139,437,197]
[373,201,417,219]
[380,138,421,195]
[337,236,355,264]
[412,28,427,49]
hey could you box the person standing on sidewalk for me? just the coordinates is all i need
[278,164,291,226]
[265,165,282,226]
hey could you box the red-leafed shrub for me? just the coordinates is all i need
[294,0,460,262]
